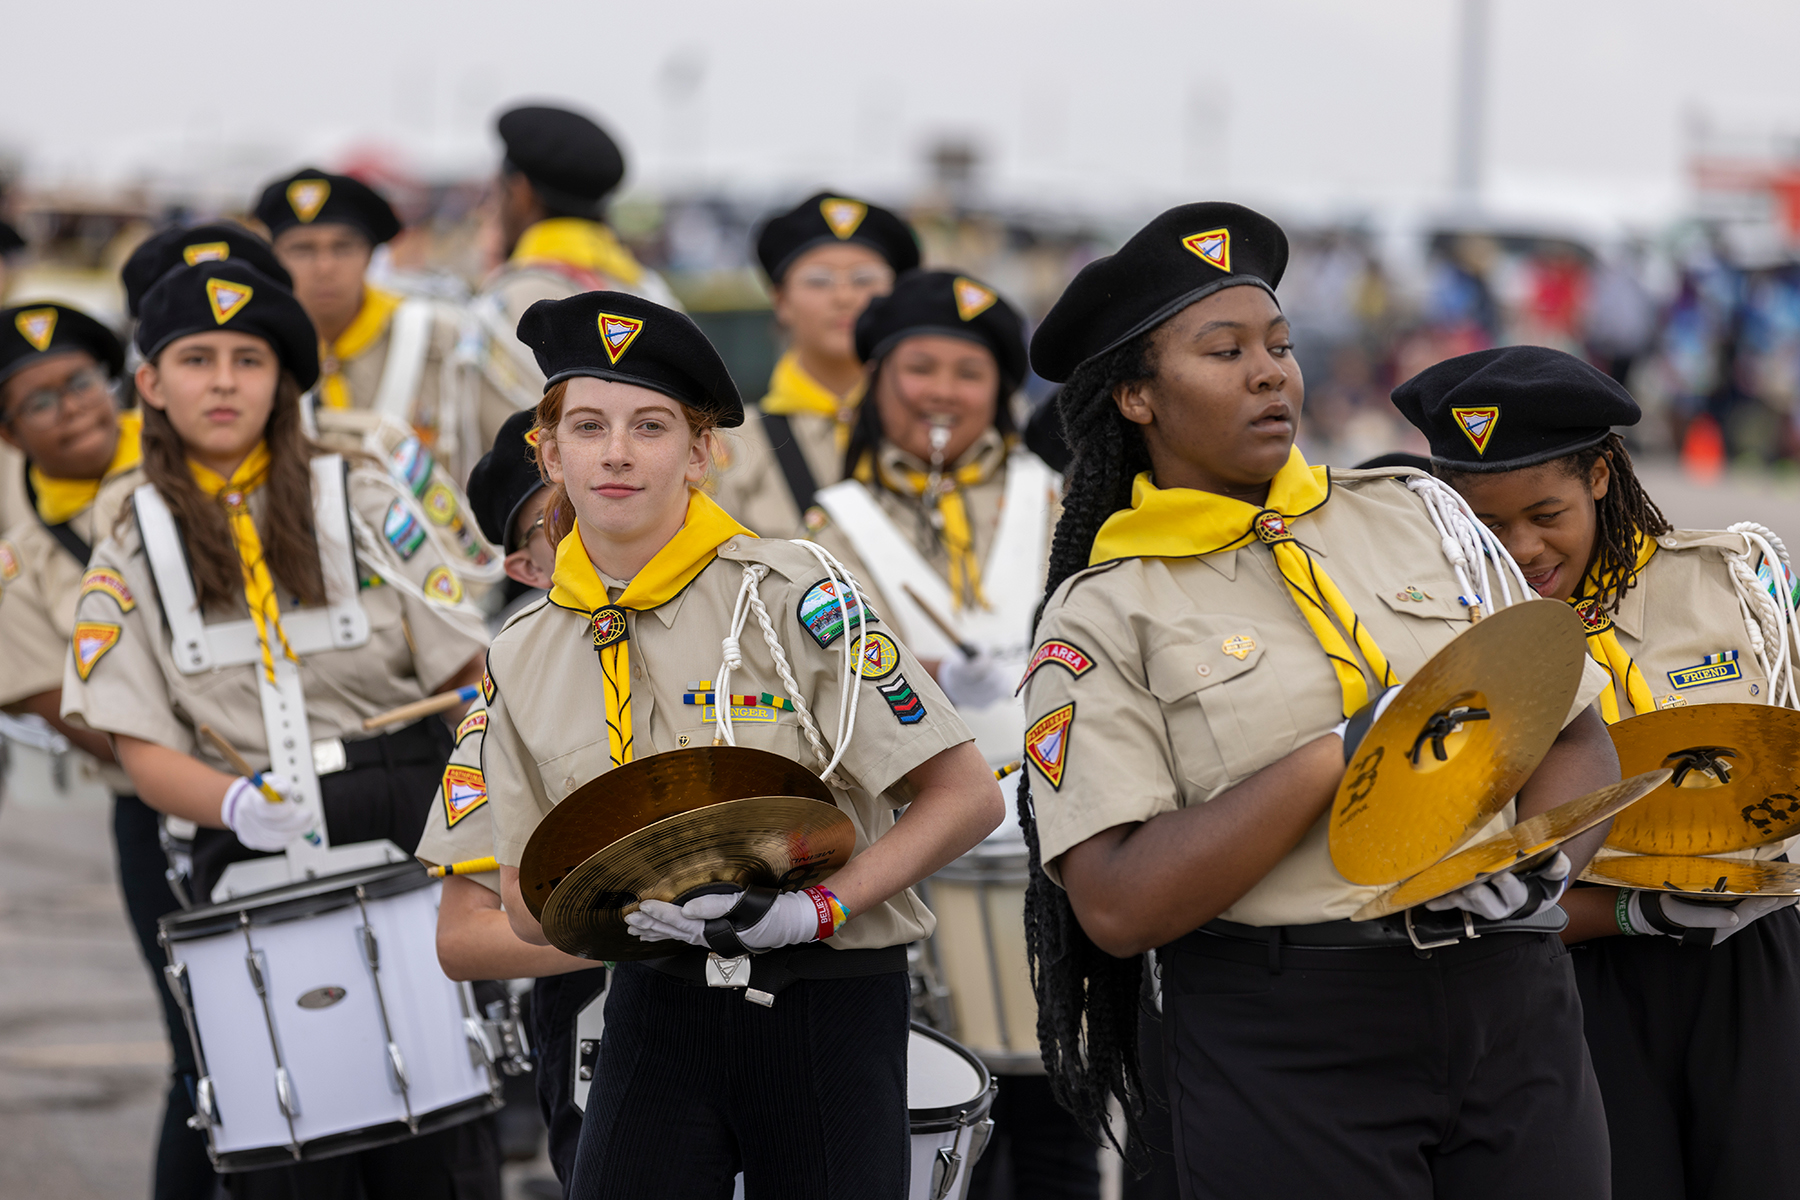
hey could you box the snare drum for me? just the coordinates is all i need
[159,861,501,1170]
[908,1022,997,1200]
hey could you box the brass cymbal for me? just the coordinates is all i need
[1580,853,1800,897]
[538,795,856,961]
[1353,769,1671,920]
[1605,703,1800,855]
[1330,599,1588,886]
[519,746,834,920]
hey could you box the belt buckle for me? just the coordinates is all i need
[705,952,751,989]
[1404,907,1465,951]
[311,737,348,776]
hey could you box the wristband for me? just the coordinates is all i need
[803,886,850,941]
[1615,888,1639,936]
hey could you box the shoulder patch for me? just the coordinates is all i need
[73,621,122,681]
[798,577,877,649]
[389,437,434,497]
[1025,703,1075,790]
[79,567,136,613]
[1016,639,1094,694]
[855,631,902,679]
[382,499,426,560]
[441,764,487,827]
[0,540,19,583]
[421,481,459,526]
[876,673,927,725]
[481,664,497,704]
[454,709,487,745]
[423,565,464,606]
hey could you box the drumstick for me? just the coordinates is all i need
[994,760,1022,781]
[900,585,978,660]
[361,684,480,731]
[198,724,286,805]
[428,856,498,878]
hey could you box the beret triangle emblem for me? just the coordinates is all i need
[182,241,230,265]
[953,277,997,322]
[819,198,868,239]
[205,277,254,324]
[1450,405,1500,455]
[15,308,57,351]
[287,179,331,223]
[597,313,645,364]
[1182,228,1232,273]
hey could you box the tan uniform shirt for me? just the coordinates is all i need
[710,355,847,538]
[1021,469,1608,927]
[482,535,974,950]
[415,696,500,895]
[61,464,489,775]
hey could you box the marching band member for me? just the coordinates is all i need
[0,302,215,1198]
[58,259,500,1199]
[712,191,918,536]
[479,290,1001,1197]
[1016,203,1621,1199]
[1393,345,1800,1199]
[122,222,292,323]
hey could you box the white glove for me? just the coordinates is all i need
[1425,852,1571,921]
[1332,686,1402,762]
[626,889,836,952]
[220,773,312,851]
[1625,890,1799,943]
[937,647,1013,709]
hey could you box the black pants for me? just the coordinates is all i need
[1122,980,1179,1200]
[1573,908,1800,1199]
[223,1120,501,1200]
[1159,930,1610,1200]
[966,1073,1100,1200]
[531,967,610,1185]
[570,963,910,1200]
[114,794,217,1200]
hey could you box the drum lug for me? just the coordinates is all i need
[577,1038,600,1082]
[355,886,417,1131]
[930,1146,963,1200]
[464,1017,501,1067]
[189,1074,221,1131]
[275,1066,300,1120]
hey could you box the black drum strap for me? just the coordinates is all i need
[759,412,819,516]
[23,468,92,565]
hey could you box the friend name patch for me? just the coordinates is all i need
[1669,651,1742,691]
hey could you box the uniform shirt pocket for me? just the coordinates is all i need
[1145,624,1298,791]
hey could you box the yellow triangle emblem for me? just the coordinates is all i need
[183,241,230,265]
[1182,228,1232,273]
[597,313,645,364]
[205,277,254,324]
[73,621,121,681]
[14,308,57,352]
[819,198,868,240]
[953,277,997,322]
[1450,405,1501,455]
[287,179,331,223]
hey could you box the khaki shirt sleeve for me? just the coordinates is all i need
[414,699,501,895]
[0,532,67,707]
[60,534,193,753]
[482,656,554,867]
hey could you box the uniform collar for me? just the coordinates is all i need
[874,427,1006,488]
[509,218,644,286]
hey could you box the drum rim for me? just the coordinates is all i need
[160,860,433,941]
[206,1090,498,1170]
[907,1020,997,1132]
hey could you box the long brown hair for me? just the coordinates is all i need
[136,369,327,613]
[531,378,722,547]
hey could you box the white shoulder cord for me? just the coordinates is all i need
[1405,476,1529,616]
[1725,521,1799,710]
[712,541,871,790]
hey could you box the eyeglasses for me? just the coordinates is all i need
[4,368,111,429]
[791,267,894,292]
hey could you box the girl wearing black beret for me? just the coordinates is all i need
[1016,203,1623,1198]
[1394,344,1800,1198]
[60,261,501,1199]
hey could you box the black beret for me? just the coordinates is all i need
[497,105,625,214]
[0,303,124,388]
[254,168,402,245]
[854,270,1028,393]
[1355,451,1433,472]
[135,261,320,391]
[754,192,920,284]
[1390,346,1640,472]
[0,220,23,257]
[468,408,546,552]
[122,223,292,318]
[1030,201,1289,383]
[516,291,742,427]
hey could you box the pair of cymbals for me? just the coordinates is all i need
[1581,853,1800,897]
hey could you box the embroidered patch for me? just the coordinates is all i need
[1182,228,1231,273]
[1572,599,1612,635]
[855,631,902,679]
[1450,405,1500,455]
[441,764,487,827]
[1757,555,1800,607]
[422,482,458,526]
[73,621,121,681]
[1252,510,1292,545]
[798,578,875,649]
[182,241,230,265]
[424,565,464,605]
[481,665,496,704]
[382,500,426,559]
[14,308,57,351]
[1221,634,1255,661]
[700,704,778,723]
[1025,703,1075,790]
[1017,639,1095,693]
[590,605,629,650]
[0,540,20,583]
[759,692,795,711]
[524,426,543,447]
[286,178,331,223]
[205,277,253,325]
[79,568,135,613]
[389,437,434,497]
[820,197,868,239]
[454,709,487,745]
[1658,694,1689,709]
[596,313,645,364]
[1669,651,1742,691]
[876,673,927,725]
[953,276,998,322]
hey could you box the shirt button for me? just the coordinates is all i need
[1196,664,1212,678]
[632,663,642,679]
[1659,536,1677,548]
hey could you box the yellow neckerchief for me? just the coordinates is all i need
[761,351,863,453]
[318,285,403,410]
[856,429,1006,611]
[509,218,645,288]
[30,409,142,525]
[187,443,295,684]
[1090,445,1396,717]
[547,488,755,767]
[1570,534,1658,723]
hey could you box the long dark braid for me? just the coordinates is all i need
[1017,333,1155,1165]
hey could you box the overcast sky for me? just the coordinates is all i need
[7,0,1800,227]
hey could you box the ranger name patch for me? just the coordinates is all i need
[454,709,487,745]
[876,673,926,725]
[1016,639,1093,693]
[1669,651,1742,691]
[441,764,487,827]
[1026,703,1075,790]
[73,621,121,681]
[79,568,135,612]
[798,578,876,648]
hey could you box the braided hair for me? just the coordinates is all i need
[1016,332,1156,1165]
